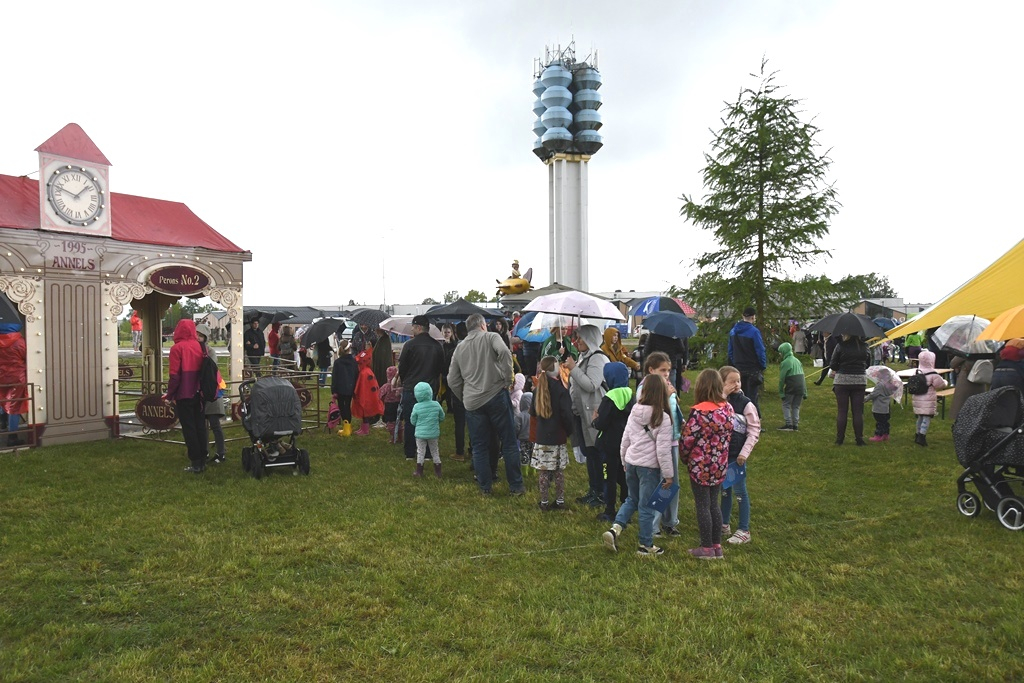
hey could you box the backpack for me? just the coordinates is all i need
[906,371,935,396]
[199,354,220,402]
[326,396,341,430]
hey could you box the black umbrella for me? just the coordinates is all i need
[349,308,389,328]
[643,311,699,339]
[426,298,503,324]
[0,294,22,325]
[301,318,345,346]
[256,310,295,330]
[809,312,886,339]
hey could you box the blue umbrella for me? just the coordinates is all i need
[643,311,698,339]
[629,296,695,317]
[512,312,551,342]
[872,317,897,331]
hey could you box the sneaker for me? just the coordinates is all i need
[714,546,724,558]
[509,488,526,497]
[183,464,205,474]
[576,492,596,505]
[212,454,225,464]
[662,525,682,537]
[868,435,885,442]
[372,420,387,429]
[602,524,621,552]
[777,424,794,431]
[727,530,751,544]
[538,501,550,512]
[688,547,717,560]
[588,496,605,509]
[636,544,664,558]
[722,524,731,536]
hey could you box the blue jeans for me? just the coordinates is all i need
[614,464,662,547]
[721,462,750,532]
[653,444,680,530]
[466,391,524,493]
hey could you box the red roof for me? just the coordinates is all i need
[35,123,112,166]
[0,174,247,254]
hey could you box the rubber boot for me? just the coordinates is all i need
[434,463,442,479]
[918,433,928,447]
[356,421,371,436]
[413,463,424,477]
[340,420,352,437]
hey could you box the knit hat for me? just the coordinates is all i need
[603,361,629,389]
[195,323,212,339]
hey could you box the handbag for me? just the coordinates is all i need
[967,359,993,384]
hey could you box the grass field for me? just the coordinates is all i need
[2,361,1022,681]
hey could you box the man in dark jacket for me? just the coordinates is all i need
[397,315,445,460]
[728,307,767,410]
[243,318,265,377]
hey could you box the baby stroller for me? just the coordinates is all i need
[239,377,310,479]
[953,386,1024,530]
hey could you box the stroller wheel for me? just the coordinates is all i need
[996,496,1024,531]
[241,447,252,473]
[956,491,981,518]
[297,449,310,475]
[251,455,265,480]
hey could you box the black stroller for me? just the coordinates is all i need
[239,377,310,479]
[953,386,1024,530]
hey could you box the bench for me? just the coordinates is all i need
[936,388,956,419]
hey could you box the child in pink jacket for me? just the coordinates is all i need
[601,376,675,558]
[911,350,948,447]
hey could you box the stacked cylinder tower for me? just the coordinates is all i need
[532,44,601,291]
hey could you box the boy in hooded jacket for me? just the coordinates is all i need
[409,381,445,477]
[592,362,635,522]
[777,342,807,431]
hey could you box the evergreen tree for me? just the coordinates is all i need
[680,59,840,324]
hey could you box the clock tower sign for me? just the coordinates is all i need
[36,123,111,238]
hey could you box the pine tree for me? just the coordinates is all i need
[681,59,840,324]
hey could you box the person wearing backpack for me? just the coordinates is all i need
[910,350,948,447]
[195,324,227,464]
[163,319,208,473]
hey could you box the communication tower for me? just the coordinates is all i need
[532,42,602,291]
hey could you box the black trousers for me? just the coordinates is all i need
[873,411,890,436]
[176,397,208,466]
[833,384,866,442]
[740,371,763,411]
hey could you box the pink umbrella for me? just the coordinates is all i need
[524,291,625,321]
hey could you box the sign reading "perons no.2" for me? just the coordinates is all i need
[147,266,211,296]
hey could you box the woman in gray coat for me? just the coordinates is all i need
[566,324,608,507]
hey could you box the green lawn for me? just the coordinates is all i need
[1,361,1021,681]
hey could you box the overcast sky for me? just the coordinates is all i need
[3,1,1021,309]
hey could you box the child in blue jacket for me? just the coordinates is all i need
[409,381,445,478]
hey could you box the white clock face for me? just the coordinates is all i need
[46,165,105,225]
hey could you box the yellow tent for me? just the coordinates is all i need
[887,237,1024,339]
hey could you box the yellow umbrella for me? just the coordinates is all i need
[976,304,1024,341]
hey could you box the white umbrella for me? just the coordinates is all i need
[524,291,625,321]
[528,313,600,331]
[380,316,444,341]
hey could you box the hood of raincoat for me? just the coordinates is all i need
[917,349,937,372]
[778,342,794,358]
[603,361,629,389]
[414,381,433,402]
[173,319,198,344]
[386,366,399,382]
[356,349,373,367]
[519,392,533,414]
[576,324,603,355]
[512,373,525,394]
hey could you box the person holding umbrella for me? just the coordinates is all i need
[397,315,445,461]
[243,317,265,377]
[829,334,871,446]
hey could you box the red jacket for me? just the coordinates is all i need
[268,323,280,355]
[352,349,384,418]
[166,319,204,401]
[0,330,28,414]
[130,312,143,332]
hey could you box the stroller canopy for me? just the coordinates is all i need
[244,377,303,439]
[952,386,1024,467]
